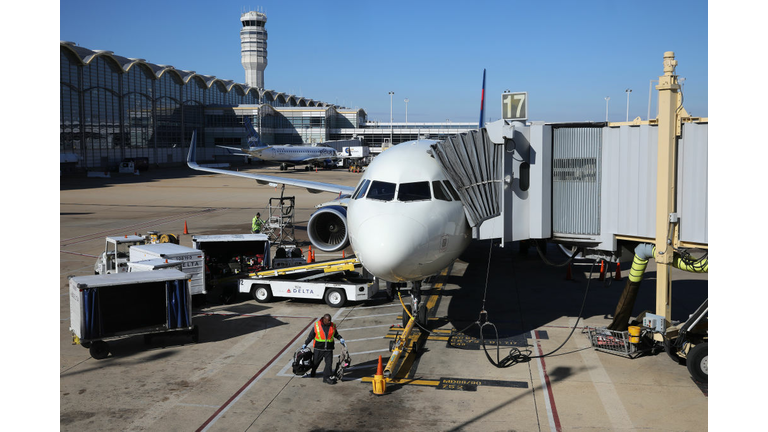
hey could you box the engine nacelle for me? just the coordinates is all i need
[307,205,349,252]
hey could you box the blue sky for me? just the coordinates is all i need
[59,0,708,124]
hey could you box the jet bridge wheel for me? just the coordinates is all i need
[252,284,273,303]
[324,288,346,308]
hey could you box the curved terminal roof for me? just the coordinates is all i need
[60,41,352,111]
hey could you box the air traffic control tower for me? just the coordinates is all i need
[240,10,267,89]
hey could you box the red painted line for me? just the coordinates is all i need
[195,319,315,432]
[535,330,562,432]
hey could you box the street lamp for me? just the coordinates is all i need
[604,96,610,122]
[388,91,394,145]
[404,98,409,124]
[625,88,632,122]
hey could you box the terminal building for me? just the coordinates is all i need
[60,11,474,172]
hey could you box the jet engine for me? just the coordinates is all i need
[307,206,349,252]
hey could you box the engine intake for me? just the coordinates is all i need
[307,206,349,252]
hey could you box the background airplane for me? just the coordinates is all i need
[217,117,339,171]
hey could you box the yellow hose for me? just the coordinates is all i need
[397,292,414,320]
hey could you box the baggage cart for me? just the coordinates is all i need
[69,270,198,359]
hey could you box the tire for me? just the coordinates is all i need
[686,342,708,383]
[324,288,346,308]
[252,284,272,303]
[402,304,413,327]
[664,338,686,365]
[417,304,428,327]
[89,340,110,360]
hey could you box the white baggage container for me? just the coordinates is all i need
[69,270,197,359]
[129,243,205,296]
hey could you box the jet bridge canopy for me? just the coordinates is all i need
[429,128,504,228]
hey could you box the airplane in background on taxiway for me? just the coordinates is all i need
[216,117,339,171]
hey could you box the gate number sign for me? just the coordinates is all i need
[501,92,528,121]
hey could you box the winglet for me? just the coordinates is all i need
[479,69,486,128]
[187,129,198,168]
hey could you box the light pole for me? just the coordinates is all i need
[604,96,610,122]
[625,88,632,122]
[388,91,394,145]
[404,98,409,124]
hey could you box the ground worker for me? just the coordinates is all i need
[302,313,346,384]
[251,212,264,233]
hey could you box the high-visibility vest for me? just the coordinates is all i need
[313,321,336,347]
[252,216,263,232]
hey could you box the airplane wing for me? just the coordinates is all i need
[216,145,250,157]
[188,131,354,195]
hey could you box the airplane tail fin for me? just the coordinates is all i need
[479,68,486,128]
[243,117,266,148]
[187,130,198,167]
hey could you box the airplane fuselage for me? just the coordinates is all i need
[346,140,472,282]
[245,145,337,167]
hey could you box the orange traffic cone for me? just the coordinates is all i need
[342,250,346,259]
[308,246,313,263]
[565,263,573,281]
[614,260,622,280]
[599,260,606,281]
[372,355,386,395]
[184,220,189,235]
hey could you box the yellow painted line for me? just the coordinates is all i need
[361,377,441,387]
[384,334,450,341]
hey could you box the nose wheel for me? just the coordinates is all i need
[410,281,428,327]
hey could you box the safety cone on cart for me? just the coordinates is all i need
[372,355,386,395]
[184,220,189,235]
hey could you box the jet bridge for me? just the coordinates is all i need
[432,118,708,254]
[430,121,552,245]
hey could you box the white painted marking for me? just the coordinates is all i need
[570,318,635,430]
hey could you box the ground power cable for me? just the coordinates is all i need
[449,241,596,368]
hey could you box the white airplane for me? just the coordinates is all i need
[188,131,472,323]
[189,71,487,322]
[217,117,338,171]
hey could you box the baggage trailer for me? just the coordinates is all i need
[129,243,205,297]
[239,258,380,307]
[69,270,198,360]
[191,234,271,303]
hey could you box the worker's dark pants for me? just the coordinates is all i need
[311,349,334,381]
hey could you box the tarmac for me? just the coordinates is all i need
[59,162,708,431]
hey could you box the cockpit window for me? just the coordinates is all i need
[352,179,370,200]
[398,181,431,202]
[432,181,451,201]
[366,180,396,201]
[443,180,461,201]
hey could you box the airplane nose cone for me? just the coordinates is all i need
[351,215,428,282]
